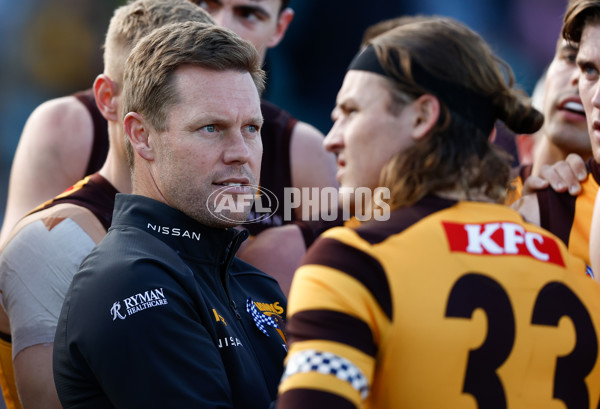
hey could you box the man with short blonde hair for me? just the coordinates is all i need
[0,2,214,408]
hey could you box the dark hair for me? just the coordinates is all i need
[361,15,429,48]
[367,17,543,207]
[280,0,291,12]
[562,0,600,43]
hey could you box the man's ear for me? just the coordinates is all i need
[411,94,440,140]
[266,8,294,49]
[93,74,119,122]
[124,112,154,161]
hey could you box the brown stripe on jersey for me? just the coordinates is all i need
[30,173,118,231]
[591,158,600,184]
[302,238,392,319]
[535,158,600,247]
[245,100,297,236]
[536,187,576,247]
[355,195,457,245]
[278,388,356,409]
[73,89,109,176]
[288,309,376,357]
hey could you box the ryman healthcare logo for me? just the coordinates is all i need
[207,184,391,224]
[111,287,168,320]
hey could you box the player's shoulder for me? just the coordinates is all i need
[30,95,89,123]
[4,203,104,252]
[290,120,324,143]
[24,95,93,140]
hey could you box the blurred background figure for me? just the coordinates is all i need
[0,0,571,226]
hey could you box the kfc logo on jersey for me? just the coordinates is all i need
[442,221,565,267]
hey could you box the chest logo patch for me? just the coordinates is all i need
[110,288,169,320]
[442,221,565,267]
[246,297,280,336]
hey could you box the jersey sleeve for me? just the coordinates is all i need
[277,229,392,409]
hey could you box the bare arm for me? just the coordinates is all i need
[289,121,338,219]
[237,224,305,297]
[0,97,94,244]
[237,122,337,294]
[512,193,541,226]
[14,345,61,409]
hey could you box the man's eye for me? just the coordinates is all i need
[237,8,267,23]
[245,125,260,135]
[196,0,218,13]
[585,66,598,76]
[202,125,217,133]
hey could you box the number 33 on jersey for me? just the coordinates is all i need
[279,200,600,409]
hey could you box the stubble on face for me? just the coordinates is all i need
[152,67,263,228]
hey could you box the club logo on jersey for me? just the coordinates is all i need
[248,298,287,348]
[586,264,594,279]
[110,288,169,321]
[213,308,227,326]
[442,221,565,267]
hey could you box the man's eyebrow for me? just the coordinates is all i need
[233,1,271,16]
[564,43,579,53]
[577,56,596,68]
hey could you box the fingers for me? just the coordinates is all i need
[532,154,588,196]
[566,153,589,181]
[522,175,549,196]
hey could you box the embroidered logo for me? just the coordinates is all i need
[246,297,279,336]
[213,308,227,326]
[587,265,594,279]
[110,288,168,321]
[111,302,127,320]
[146,223,201,241]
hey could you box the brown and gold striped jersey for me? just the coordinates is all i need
[277,196,600,409]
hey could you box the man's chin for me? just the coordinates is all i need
[206,211,252,229]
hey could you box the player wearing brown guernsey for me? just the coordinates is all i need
[0,0,337,296]
[0,3,214,408]
[277,17,600,409]
[517,0,600,274]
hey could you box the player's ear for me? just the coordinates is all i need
[124,112,154,161]
[410,94,440,140]
[267,8,294,48]
[93,74,119,122]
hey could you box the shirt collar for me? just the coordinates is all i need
[110,193,247,264]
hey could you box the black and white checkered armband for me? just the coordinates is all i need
[281,349,369,400]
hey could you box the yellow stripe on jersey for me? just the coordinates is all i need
[568,174,599,265]
[0,337,20,409]
[279,370,361,407]
[280,199,599,409]
[289,266,389,346]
